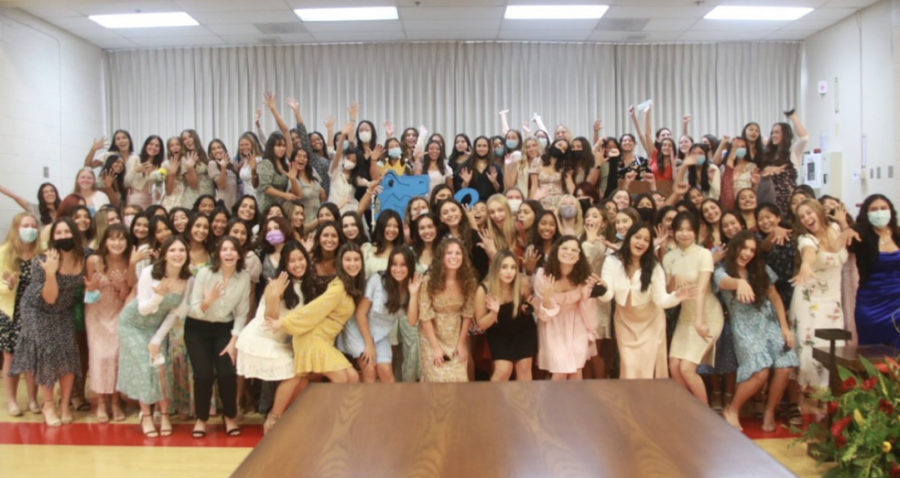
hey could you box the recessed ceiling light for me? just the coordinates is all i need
[89,12,199,29]
[294,7,399,22]
[504,5,609,20]
[704,6,813,21]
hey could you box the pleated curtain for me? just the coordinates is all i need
[104,41,800,153]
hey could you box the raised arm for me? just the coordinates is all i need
[0,184,33,213]
[84,137,106,168]
[254,109,266,145]
[788,111,809,171]
[499,109,511,135]
[630,105,654,156]
[265,92,293,159]
[330,121,354,175]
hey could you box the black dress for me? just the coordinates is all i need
[485,297,538,362]
[0,259,32,353]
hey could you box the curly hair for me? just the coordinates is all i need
[542,235,592,284]
[426,237,477,304]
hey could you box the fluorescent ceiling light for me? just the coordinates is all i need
[505,5,609,20]
[704,6,813,21]
[89,11,198,29]
[294,7,399,22]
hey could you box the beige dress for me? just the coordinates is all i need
[662,244,724,365]
[418,283,473,383]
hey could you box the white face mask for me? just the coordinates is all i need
[358,131,372,143]
[507,199,522,213]
[343,160,356,170]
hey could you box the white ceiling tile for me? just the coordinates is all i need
[402,19,501,32]
[587,30,682,42]
[692,19,784,32]
[498,29,593,41]
[130,35,222,47]
[771,29,821,40]
[501,19,600,30]
[398,6,504,21]
[188,10,295,24]
[302,21,403,33]
[89,37,141,50]
[311,31,407,42]
[604,6,710,19]
[678,30,769,42]
[203,23,261,35]
[19,5,83,18]
[113,25,212,38]
[176,0,288,12]
[70,1,182,16]
[406,30,500,41]
[639,19,697,32]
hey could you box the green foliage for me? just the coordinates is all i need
[797,356,900,478]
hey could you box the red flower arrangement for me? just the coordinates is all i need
[798,357,900,477]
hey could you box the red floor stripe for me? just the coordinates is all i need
[0,422,262,447]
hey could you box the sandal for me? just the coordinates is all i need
[787,403,804,426]
[223,417,241,436]
[72,399,91,412]
[159,415,173,437]
[7,401,22,417]
[96,407,109,424]
[192,420,207,439]
[112,404,126,422]
[140,413,158,438]
[42,403,61,427]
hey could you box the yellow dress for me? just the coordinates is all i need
[280,279,355,374]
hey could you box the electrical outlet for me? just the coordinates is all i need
[43,167,49,178]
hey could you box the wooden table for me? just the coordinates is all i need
[232,380,791,478]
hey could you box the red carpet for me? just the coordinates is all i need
[0,422,263,447]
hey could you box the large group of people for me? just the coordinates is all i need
[0,95,898,439]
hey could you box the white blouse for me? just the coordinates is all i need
[599,256,680,309]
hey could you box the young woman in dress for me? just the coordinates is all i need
[117,235,192,437]
[598,224,694,379]
[256,132,296,213]
[125,135,165,209]
[663,213,724,403]
[850,194,900,348]
[362,210,404,277]
[340,211,368,246]
[84,224,133,422]
[475,250,537,381]
[209,208,230,244]
[308,221,343,298]
[237,242,314,433]
[735,188,758,231]
[715,231,798,432]
[409,238,477,383]
[530,138,573,211]
[758,111,808,214]
[10,217,85,426]
[789,199,849,392]
[207,139,239,210]
[236,132,262,200]
[72,168,110,216]
[186,236,252,438]
[271,243,364,384]
[232,195,260,231]
[533,236,602,380]
[0,213,42,416]
[339,247,417,383]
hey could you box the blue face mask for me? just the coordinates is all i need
[615,232,624,241]
[735,147,747,159]
[537,137,548,149]
[868,210,891,228]
[341,140,349,151]
[695,155,706,166]
[494,147,506,157]
[388,147,402,159]
[18,227,38,244]
[505,139,519,150]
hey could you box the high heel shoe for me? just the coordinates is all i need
[159,415,173,437]
[140,412,158,438]
[192,420,207,438]
[223,416,241,436]
[42,403,61,427]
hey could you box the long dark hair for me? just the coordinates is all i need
[423,140,448,175]
[528,210,561,252]
[101,154,126,199]
[108,129,134,154]
[372,209,404,255]
[336,242,365,304]
[856,194,900,236]
[542,235,592,284]
[312,221,342,262]
[185,213,212,254]
[139,135,165,167]
[723,230,768,307]
[150,235,191,280]
[435,199,474,252]
[686,144,710,193]
[448,133,472,166]
[258,216,293,255]
[49,217,85,264]
[340,211,369,246]
[762,122,794,167]
[148,215,174,252]
[410,213,437,256]
[741,122,764,164]
[291,148,317,184]
[426,238,477,303]
[232,195,259,227]
[616,223,657,291]
[263,132,290,171]
[37,182,60,226]
[382,246,416,314]
[278,241,315,310]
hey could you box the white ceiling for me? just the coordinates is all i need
[1,0,880,50]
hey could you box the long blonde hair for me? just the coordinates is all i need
[482,250,521,313]
[1,213,43,274]
[557,194,584,237]
[486,194,516,251]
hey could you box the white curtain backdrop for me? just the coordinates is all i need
[104,41,799,155]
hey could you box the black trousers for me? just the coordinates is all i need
[185,317,237,421]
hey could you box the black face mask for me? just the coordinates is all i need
[637,207,656,224]
[548,145,566,160]
[54,237,75,252]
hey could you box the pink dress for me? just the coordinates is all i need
[533,269,598,374]
[85,267,128,394]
